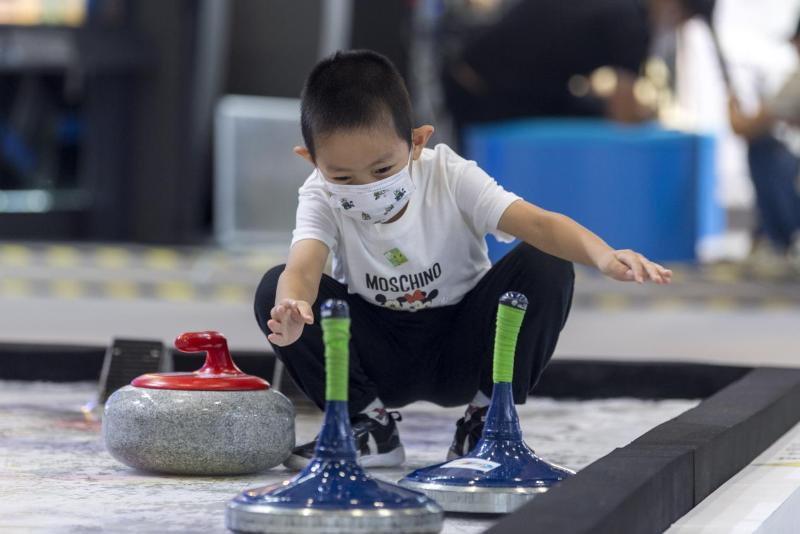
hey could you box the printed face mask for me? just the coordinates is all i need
[321,153,414,223]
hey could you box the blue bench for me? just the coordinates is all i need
[465,120,724,263]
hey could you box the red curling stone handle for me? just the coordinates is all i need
[175,331,242,376]
[130,331,269,390]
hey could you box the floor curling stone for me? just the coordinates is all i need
[103,330,294,475]
[226,299,444,534]
[399,292,574,513]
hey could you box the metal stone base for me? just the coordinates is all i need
[226,500,444,534]
[399,480,549,514]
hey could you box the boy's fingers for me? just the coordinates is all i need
[281,300,307,321]
[644,261,662,283]
[615,260,632,280]
[297,301,314,324]
[619,252,644,283]
[654,264,672,283]
[267,319,282,334]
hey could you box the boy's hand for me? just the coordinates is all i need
[598,249,672,284]
[267,299,314,346]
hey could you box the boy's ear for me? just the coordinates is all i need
[411,125,435,160]
[293,146,314,165]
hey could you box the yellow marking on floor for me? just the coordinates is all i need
[104,280,140,300]
[244,252,280,272]
[663,265,686,284]
[755,462,800,468]
[95,247,130,269]
[761,297,798,310]
[51,279,85,300]
[46,245,81,268]
[748,262,788,280]
[650,297,686,310]
[594,294,631,310]
[706,296,737,311]
[705,264,740,284]
[0,277,31,296]
[144,248,180,270]
[155,281,195,301]
[0,244,32,267]
[213,284,250,303]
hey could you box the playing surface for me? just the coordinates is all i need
[0,381,696,533]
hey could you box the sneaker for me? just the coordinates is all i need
[447,405,488,460]
[284,411,405,470]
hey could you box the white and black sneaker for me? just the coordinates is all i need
[447,405,488,460]
[284,411,405,470]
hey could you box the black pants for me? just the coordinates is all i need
[255,243,574,416]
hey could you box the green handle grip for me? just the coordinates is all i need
[320,299,350,401]
[493,292,528,383]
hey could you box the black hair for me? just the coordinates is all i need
[300,49,413,159]
[794,15,800,40]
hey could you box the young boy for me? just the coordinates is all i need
[256,50,671,470]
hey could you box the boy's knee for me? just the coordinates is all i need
[511,243,574,291]
[254,264,286,333]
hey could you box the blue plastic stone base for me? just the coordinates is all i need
[232,456,436,511]
[399,383,574,513]
[226,401,443,533]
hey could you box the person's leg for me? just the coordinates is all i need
[747,135,800,249]
[436,242,574,458]
[440,242,575,405]
[254,264,454,410]
[254,265,407,468]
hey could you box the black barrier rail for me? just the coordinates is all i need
[0,342,749,400]
[489,367,800,534]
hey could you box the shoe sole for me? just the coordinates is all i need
[283,445,406,471]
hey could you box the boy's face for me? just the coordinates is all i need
[295,124,435,186]
[314,127,410,186]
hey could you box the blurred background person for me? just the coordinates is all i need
[727,17,800,268]
[440,0,716,144]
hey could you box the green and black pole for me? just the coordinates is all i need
[400,292,575,513]
[227,299,443,534]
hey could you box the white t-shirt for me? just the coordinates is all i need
[768,70,800,155]
[769,70,800,123]
[291,143,521,311]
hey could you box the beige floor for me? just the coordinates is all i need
[1,241,798,368]
[0,381,696,534]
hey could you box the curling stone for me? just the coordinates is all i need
[103,331,294,475]
[399,292,575,513]
[226,300,443,534]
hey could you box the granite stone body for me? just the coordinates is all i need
[103,386,294,475]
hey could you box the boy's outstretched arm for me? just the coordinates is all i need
[268,238,329,346]
[498,200,672,284]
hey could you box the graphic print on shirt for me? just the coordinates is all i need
[366,262,441,311]
[383,248,409,267]
[375,288,439,310]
